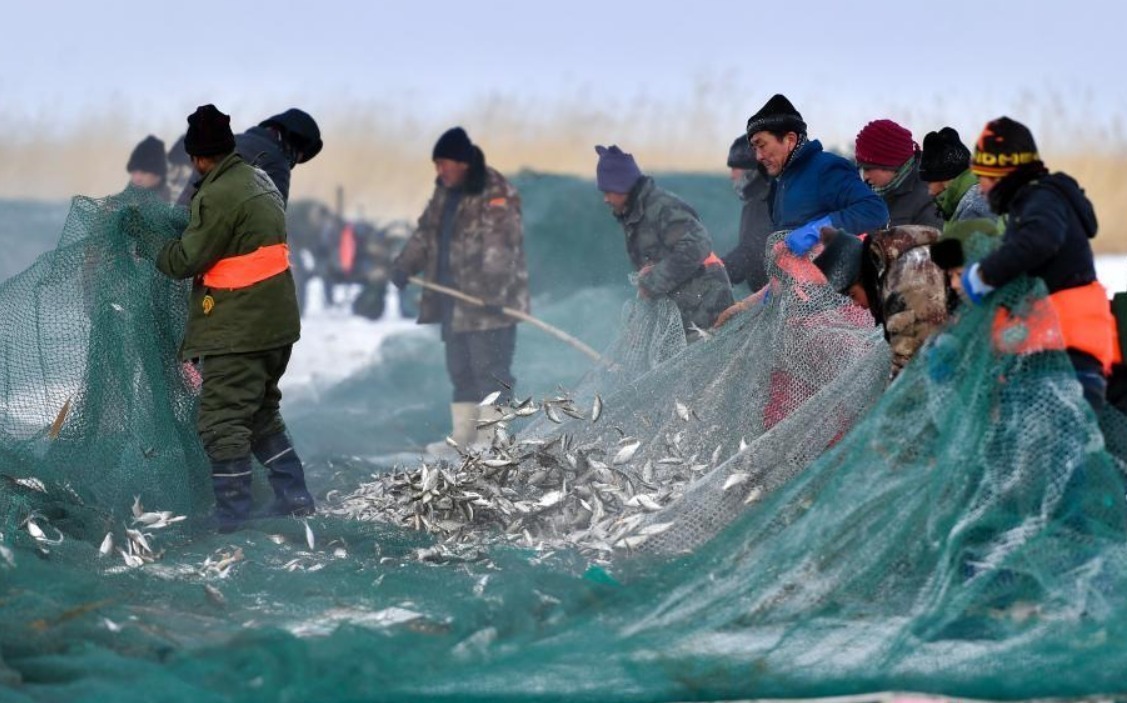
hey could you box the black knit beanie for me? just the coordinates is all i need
[746,94,807,139]
[727,134,757,169]
[432,127,475,163]
[126,135,167,179]
[919,127,971,182]
[184,104,236,157]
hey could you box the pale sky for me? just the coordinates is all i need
[2,0,1124,146]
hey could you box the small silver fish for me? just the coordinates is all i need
[674,401,690,422]
[479,391,502,407]
[723,473,750,491]
[591,394,603,423]
[304,520,315,550]
[99,532,114,557]
[612,441,641,466]
[203,583,227,606]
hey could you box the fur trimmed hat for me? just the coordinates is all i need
[919,127,971,182]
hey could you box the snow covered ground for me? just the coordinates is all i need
[283,256,1127,396]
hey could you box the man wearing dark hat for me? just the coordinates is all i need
[126,135,171,202]
[391,127,530,454]
[854,119,943,229]
[918,127,992,232]
[744,94,888,256]
[720,135,774,293]
[961,116,1116,409]
[149,104,315,531]
[595,144,734,341]
[176,107,323,208]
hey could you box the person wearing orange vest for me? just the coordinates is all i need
[595,144,734,341]
[151,104,313,532]
[959,117,1115,410]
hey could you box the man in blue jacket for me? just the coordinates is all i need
[745,94,889,255]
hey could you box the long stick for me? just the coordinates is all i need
[407,276,609,366]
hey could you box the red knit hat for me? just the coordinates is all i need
[854,119,916,168]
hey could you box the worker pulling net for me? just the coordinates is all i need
[2,191,1127,701]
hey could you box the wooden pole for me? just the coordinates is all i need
[407,276,609,366]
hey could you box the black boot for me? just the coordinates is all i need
[252,432,315,517]
[212,457,253,533]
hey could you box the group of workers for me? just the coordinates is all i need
[115,91,1123,531]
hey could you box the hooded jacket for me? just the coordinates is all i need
[978,172,1098,294]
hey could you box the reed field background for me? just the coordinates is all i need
[1,89,1125,251]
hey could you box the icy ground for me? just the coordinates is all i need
[284,256,1127,397]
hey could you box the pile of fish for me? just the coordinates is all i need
[329,392,747,564]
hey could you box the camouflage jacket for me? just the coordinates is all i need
[617,177,734,336]
[156,152,300,360]
[863,225,947,375]
[395,165,530,333]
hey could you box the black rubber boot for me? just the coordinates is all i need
[252,432,315,517]
[212,457,254,533]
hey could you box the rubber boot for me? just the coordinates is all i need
[212,456,254,533]
[474,404,505,450]
[252,432,316,517]
[426,402,479,457]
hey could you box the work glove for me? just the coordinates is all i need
[784,216,833,256]
[390,268,409,290]
[481,303,505,316]
[959,263,994,305]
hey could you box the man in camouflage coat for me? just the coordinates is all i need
[149,104,314,532]
[595,145,734,341]
[392,127,530,452]
[812,225,947,377]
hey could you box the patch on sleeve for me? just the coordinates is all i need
[487,197,508,208]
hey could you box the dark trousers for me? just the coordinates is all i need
[198,346,292,461]
[444,326,516,403]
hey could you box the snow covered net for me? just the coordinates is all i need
[2,194,1127,702]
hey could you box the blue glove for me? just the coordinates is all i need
[784,216,833,256]
[960,263,995,305]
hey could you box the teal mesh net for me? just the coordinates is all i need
[1,185,1126,702]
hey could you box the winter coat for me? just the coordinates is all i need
[156,152,300,360]
[236,126,294,205]
[769,139,889,234]
[978,172,1098,294]
[175,126,296,208]
[721,173,775,291]
[394,157,530,333]
[618,177,734,334]
[881,166,944,229]
[935,169,993,231]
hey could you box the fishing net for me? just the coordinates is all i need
[2,188,1127,702]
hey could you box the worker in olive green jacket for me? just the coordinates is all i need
[152,104,313,532]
